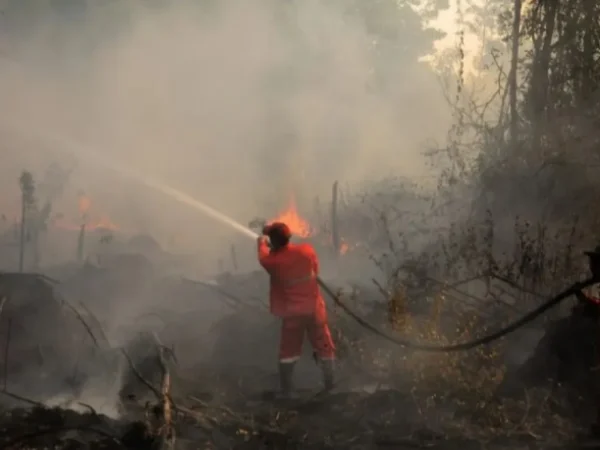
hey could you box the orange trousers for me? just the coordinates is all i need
[279,314,335,362]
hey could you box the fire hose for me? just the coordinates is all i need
[248,222,598,352]
[317,277,596,352]
[185,257,596,352]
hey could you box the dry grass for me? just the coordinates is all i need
[326,206,595,443]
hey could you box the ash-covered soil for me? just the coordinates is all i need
[0,378,591,450]
[0,262,597,449]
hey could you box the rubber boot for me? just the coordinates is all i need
[321,359,335,392]
[278,362,296,399]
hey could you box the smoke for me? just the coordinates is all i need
[0,0,453,411]
[0,0,450,259]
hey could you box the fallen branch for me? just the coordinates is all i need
[119,348,163,400]
[75,302,112,346]
[77,402,100,418]
[149,333,175,450]
[182,277,267,311]
[0,389,45,408]
[188,395,240,421]
[59,299,102,348]
[489,272,546,299]
[0,272,59,285]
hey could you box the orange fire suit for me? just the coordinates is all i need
[257,238,335,363]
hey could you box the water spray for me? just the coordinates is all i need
[4,124,258,240]
[124,173,258,240]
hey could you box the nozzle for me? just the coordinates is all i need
[248,217,266,231]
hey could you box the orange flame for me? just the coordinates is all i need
[78,195,91,217]
[53,216,119,232]
[340,241,349,255]
[268,197,312,238]
[87,216,119,231]
[53,195,119,232]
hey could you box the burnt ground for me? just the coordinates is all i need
[0,373,594,450]
[0,266,598,449]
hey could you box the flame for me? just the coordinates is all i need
[78,195,91,217]
[52,195,119,232]
[53,216,118,232]
[268,197,312,238]
[265,196,355,253]
[340,241,349,255]
[329,234,350,255]
[88,216,119,231]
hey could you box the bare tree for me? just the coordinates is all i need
[509,0,522,146]
[18,171,35,272]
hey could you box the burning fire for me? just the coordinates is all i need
[78,195,91,217]
[340,241,349,255]
[85,216,119,232]
[268,197,313,238]
[266,196,352,255]
[53,215,119,232]
[53,195,119,232]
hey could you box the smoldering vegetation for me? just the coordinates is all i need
[1,0,600,449]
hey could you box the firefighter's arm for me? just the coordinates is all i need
[257,236,276,269]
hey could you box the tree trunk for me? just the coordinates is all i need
[18,194,26,272]
[530,1,559,154]
[580,1,595,106]
[77,224,86,263]
[32,227,40,270]
[509,0,522,146]
[331,181,340,256]
[230,244,238,272]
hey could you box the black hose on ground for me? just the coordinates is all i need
[317,277,596,352]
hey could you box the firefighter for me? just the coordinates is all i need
[257,222,335,398]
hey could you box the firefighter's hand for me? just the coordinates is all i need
[257,235,268,244]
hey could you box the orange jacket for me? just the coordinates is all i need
[257,239,327,319]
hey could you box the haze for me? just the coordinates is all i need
[0,0,452,272]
